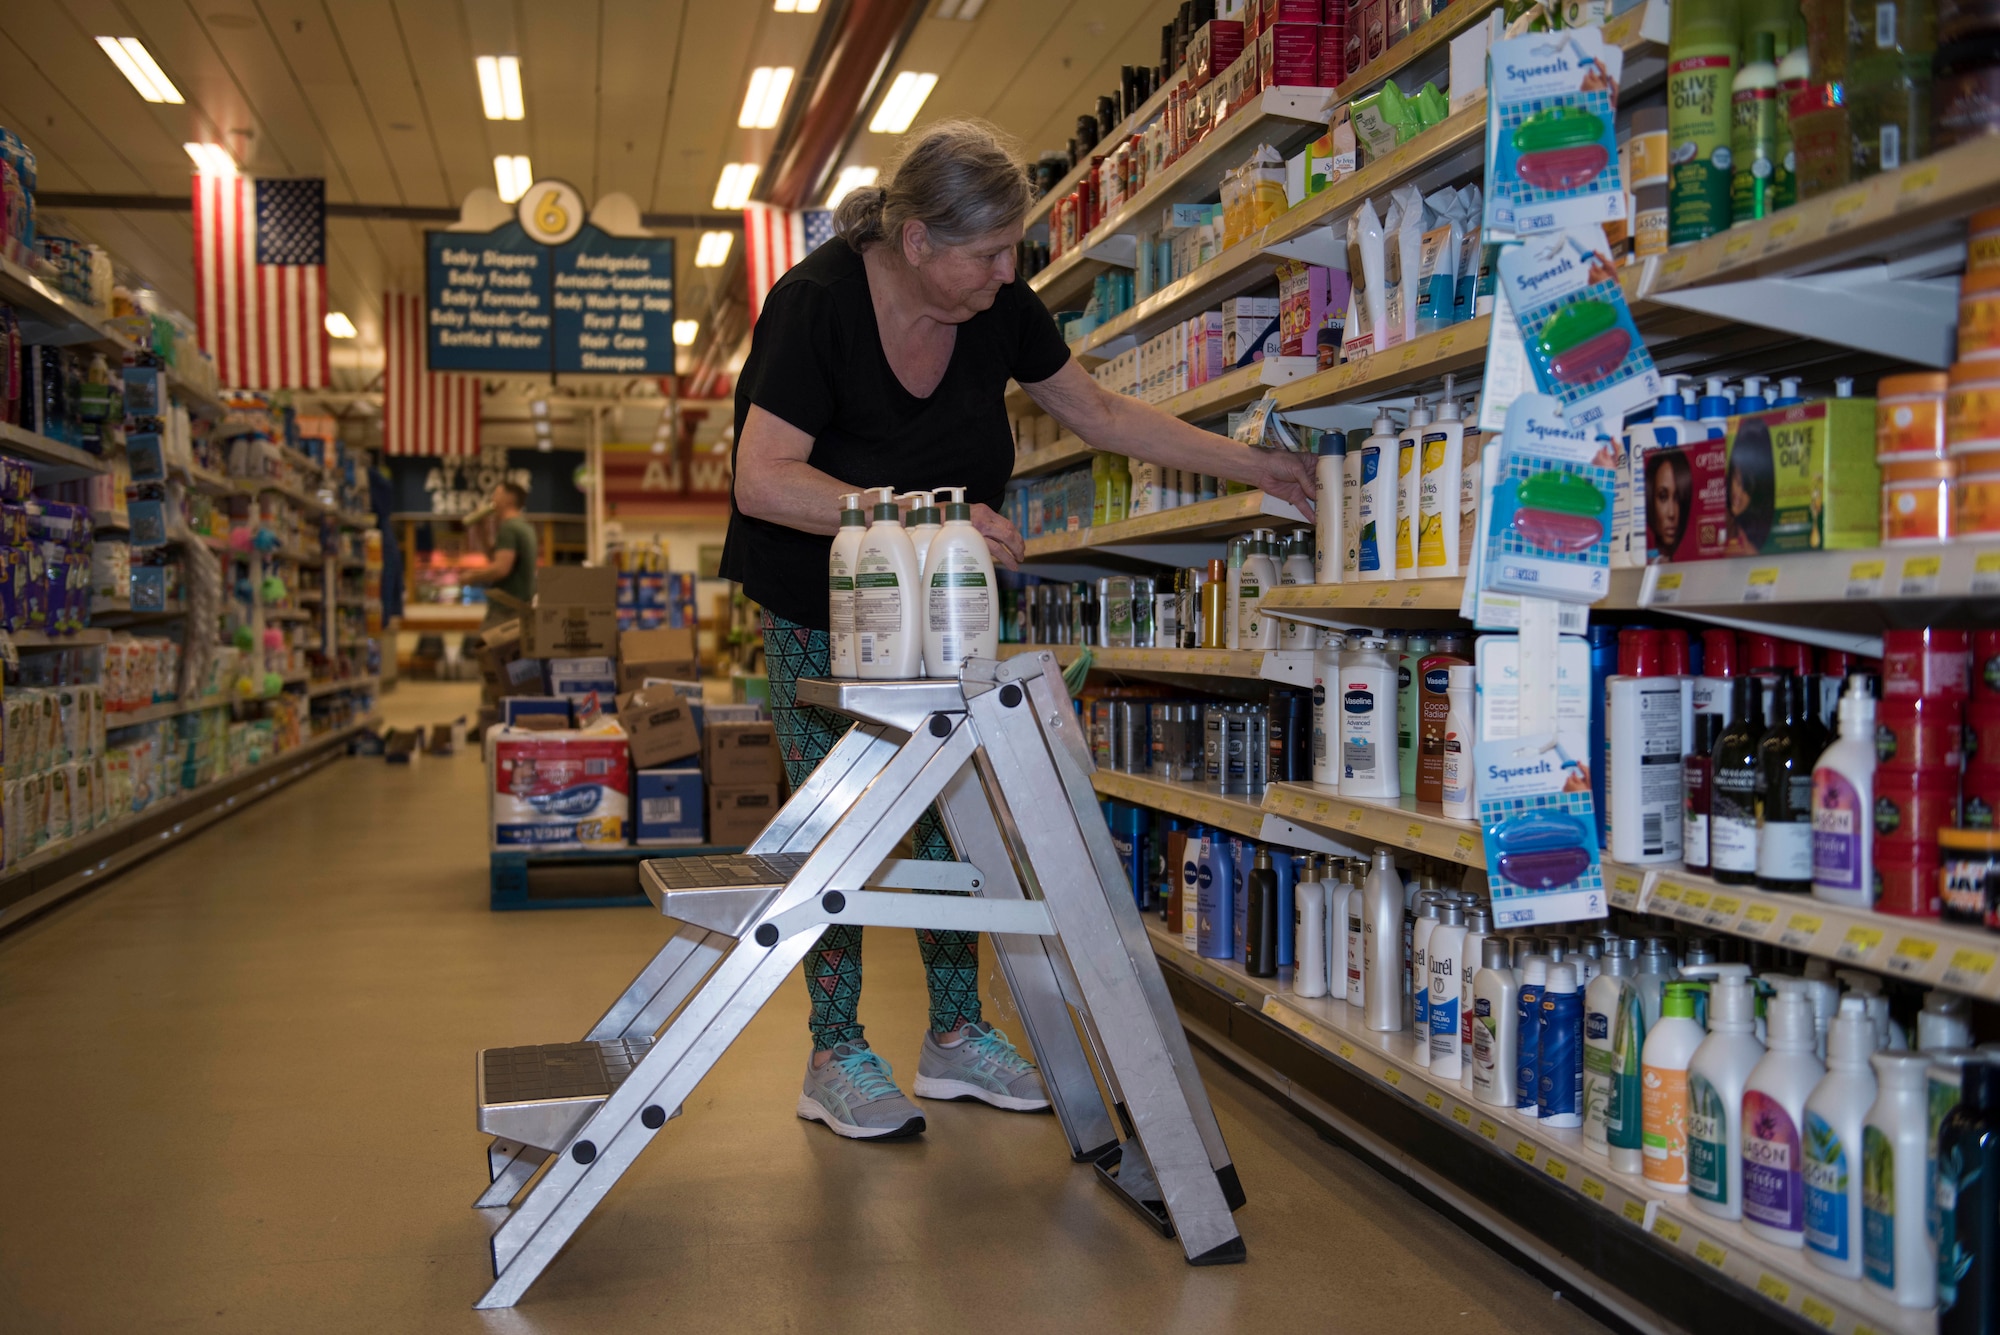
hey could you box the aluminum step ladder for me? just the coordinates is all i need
[468,653,1246,1308]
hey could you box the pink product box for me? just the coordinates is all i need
[1258,22,1322,89]
[1189,312,1224,386]
[1261,0,1324,24]
[1318,23,1348,84]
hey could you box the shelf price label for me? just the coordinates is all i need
[1743,566,1780,602]
[1543,1155,1568,1182]
[1837,924,1884,962]
[1652,880,1685,910]
[1895,164,1941,210]
[1650,571,1683,605]
[1797,1296,1837,1329]
[1622,1199,1648,1225]
[1424,1090,1443,1111]
[1455,832,1480,860]
[1973,550,2000,596]
[1845,558,1885,598]
[1513,1140,1537,1164]
[1452,1105,1471,1127]
[1383,1067,1402,1087]
[1694,1239,1728,1269]
[1478,1119,1498,1141]
[1944,949,1997,992]
[1755,1273,1791,1305]
[1780,912,1824,950]
[1678,887,1712,920]
[1579,1176,1606,1203]
[1887,936,1938,975]
[1826,191,1869,233]
[1763,214,1801,254]
[1705,895,1742,928]
[1403,823,1426,847]
[1652,1216,1683,1244]
[1609,872,1644,910]
[1740,902,1780,939]
[1338,1042,1356,1060]
[1899,554,1942,597]
[1401,584,1427,607]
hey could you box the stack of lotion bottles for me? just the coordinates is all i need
[1803,997,1879,1278]
[1584,939,1647,1173]
[1813,675,1879,907]
[1741,978,1826,1248]
[1685,965,1764,1218]
[854,486,923,677]
[829,493,868,677]
[1641,979,1708,1191]
[920,487,999,673]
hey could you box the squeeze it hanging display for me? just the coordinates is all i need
[1484,27,1627,240]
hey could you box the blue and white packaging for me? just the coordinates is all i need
[1498,230,1659,429]
[633,766,704,844]
[547,656,618,701]
[1484,28,1626,240]
[1474,729,1605,928]
[1195,833,1236,960]
[1481,393,1616,604]
[502,696,573,726]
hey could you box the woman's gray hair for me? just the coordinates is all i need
[833,119,1032,253]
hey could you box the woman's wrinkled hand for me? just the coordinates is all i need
[970,503,1025,570]
[1251,447,1318,522]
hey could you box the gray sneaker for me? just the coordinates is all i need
[797,1042,926,1139]
[913,1021,1051,1111]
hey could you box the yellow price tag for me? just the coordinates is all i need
[1695,1239,1728,1268]
[1345,807,1365,828]
[1799,1297,1836,1329]
[1544,1156,1568,1182]
[1744,566,1780,601]
[1722,231,1753,260]
[1743,903,1779,934]
[1889,936,1938,975]
[1233,985,1249,1002]
[1766,215,1800,248]
[1901,554,1943,595]
[1404,823,1425,845]
[1579,1176,1606,1202]
[1838,925,1884,960]
[1384,1068,1402,1087]
[1452,1105,1471,1127]
[1456,833,1479,856]
[1622,1199,1647,1224]
[1707,896,1741,921]
[1652,1216,1682,1243]
[1424,1090,1443,1111]
[1755,1273,1791,1304]
[1896,164,1940,208]
[1513,1140,1537,1164]
[1946,949,1996,988]
[1680,888,1712,915]
[1478,1120,1498,1141]
[1338,1042,1356,1060]
[1829,192,1868,230]
[1781,912,1823,947]
[1653,881,1684,904]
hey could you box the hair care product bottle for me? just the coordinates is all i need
[1585,943,1648,1172]
[1245,847,1279,978]
[855,486,923,677]
[1684,713,1726,873]
[1346,859,1369,1006]
[1921,992,1974,1052]
[829,493,867,677]
[1668,0,1738,244]
[1316,430,1347,584]
[1441,663,1477,820]
[1195,831,1235,960]
[1460,906,1491,1092]
[1397,633,1434,798]
[1605,628,1686,864]
[1411,893,1442,1065]
[1395,397,1431,578]
[1710,675,1767,885]
[1277,533,1318,649]
[1684,964,1766,1218]
[1225,536,1247,650]
[1642,980,1707,1191]
[1692,628,1738,722]
[1355,411,1399,581]
[1517,955,1550,1114]
[1865,1051,1940,1308]
[1418,379,1468,576]
[1811,676,1877,909]
[1362,848,1406,1031]
[1742,979,1827,1246]
[1729,34,1780,225]
[1757,671,1827,892]
[1804,998,1880,1278]
[1429,902,1469,1080]
[1295,867,1328,998]
[1473,937,1521,1107]
[922,487,999,674]
[1936,1059,2000,1328]
[1338,637,1400,798]
[1540,962,1584,1127]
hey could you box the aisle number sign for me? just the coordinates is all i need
[425,178,676,375]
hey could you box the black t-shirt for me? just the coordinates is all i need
[720,239,1071,629]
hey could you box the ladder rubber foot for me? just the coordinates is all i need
[1188,1236,1247,1266]
[1216,1162,1247,1211]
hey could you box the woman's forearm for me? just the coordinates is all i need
[736,457,858,536]
[1090,389,1277,483]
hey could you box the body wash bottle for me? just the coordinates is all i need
[1685,964,1766,1220]
[1863,1051,1937,1308]
[1641,981,1705,1191]
[1742,979,1827,1247]
[1804,998,1879,1278]
[1811,676,1877,909]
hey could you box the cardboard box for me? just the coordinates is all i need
[502,696,573,727]
[1187,19,1244,87]
[548,655,618,700]
[491,727,631,849]
[632,767,704,844]
[1723,399,1880,554]
[618,626,699,693]
[1258,21,1321,88]
[709,784,781,846]
[473,619,523,687]
[618,687,701,768]
[518,566,618,659]
[704,720,783,786]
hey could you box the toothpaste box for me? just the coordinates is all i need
[492,725,631,849]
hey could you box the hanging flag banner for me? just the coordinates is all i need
[425,179,675,375]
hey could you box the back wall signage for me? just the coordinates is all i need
[425,179,675,375]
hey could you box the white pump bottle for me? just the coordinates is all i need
[921,486,999,674]
[1741,978,1827,1247]
[829,493,867,678]
[1395,397,1431,578]
[1684,964,1766,1219]
[901,491,942,573]
[854,485,923,678]
[1803,997,1879,1278]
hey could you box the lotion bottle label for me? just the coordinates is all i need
[1803,1111,1852,1259]
[1742,1090,1804,1232]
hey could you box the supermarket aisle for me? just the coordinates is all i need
[0,684,1610,1335]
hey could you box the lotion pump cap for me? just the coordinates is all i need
[1762,977,1817,1051]
[1437,376,1461,420]
[840,494,867,525]
[1826,996,1874,1067]
[1682,963,1755,1030]
[1372,410,1397,436]
[1661,981,1701,1019]
[1835,376,1855,398]
[936,486,972,521]
[1407,395,1433,428]
[868,485,900,521]
[1547,962,1578,993]
[1655,376,1686,417]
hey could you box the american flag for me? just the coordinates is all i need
[744,204,835,323]
[192,174,329,389]
[383,292,482,457]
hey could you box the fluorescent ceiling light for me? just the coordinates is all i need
[672,319,699,346]
[825,166,880,209]
[324,312,358,339]
[494,154,532,203]
[773,0,822,11]
[694,231,733,267]
[536,439,553,452]
[738,66,795,129]
[870,71,938,134]
[475,56,525,120]
[96,37,184,104]
[183,142,237,176]
[712,163,758,210]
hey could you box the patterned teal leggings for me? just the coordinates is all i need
[762,612,981,1051]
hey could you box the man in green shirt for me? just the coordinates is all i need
[469,482,538,625]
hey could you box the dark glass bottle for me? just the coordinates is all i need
[1684,713,1726,873]
[1709,675,1766,885]
[1939,1061,2000,1332]
[1245,847,1279,977]
[1757,672,1827,892]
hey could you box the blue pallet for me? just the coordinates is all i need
[489,844,746,911]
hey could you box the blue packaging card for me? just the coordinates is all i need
[1484,29,1627,240]
[1498,231,1659,429]
[1475,729,1605,927]
[127,433,166,482]
[1481,393,1615,604]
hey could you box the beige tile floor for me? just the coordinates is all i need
[0,682,1610,1335]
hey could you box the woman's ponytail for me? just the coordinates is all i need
[832,185,890,248]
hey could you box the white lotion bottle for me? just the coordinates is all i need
[1238,529,1280,650]
[1412,895,1443,1066]
[1345,860,1367,1006]
[1312,636,1343,786]
[1811,676,1877,910]
[921,487,999,673]
[1417,379,1468,576]
[1684,964,1766,1220]
[1441,663,1476,820]
[1338,637,1400,799]
[1325,858,1354,1003]
[1225,536,1247,650]
[1459,906,1491,1092]
[1862,1051,1935,1307]
[1640,981,1707,1193]
[1295,877,1328,999]
[1804,998,1879,1279]
[1277,532,1318,649]
[901,491,941,572]
[1428,902,1468,1079]
[1315,432,1346,584]
[1361,848,1405,1032]
[1583,946,1643,1169]
[1395,396,1431,578]
[1354,411,1399,582]
[1605,630,1684,864]
[1471,936,1519,1107]
[828,492,867,678]
[854,485,923,678]
[1741,979,1827,1248]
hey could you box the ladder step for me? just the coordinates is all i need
[478,1038,654,1151]
[639,852,808,930]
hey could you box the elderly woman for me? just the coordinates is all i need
[720,119,1315,1142]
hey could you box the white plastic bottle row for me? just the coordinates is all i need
[827,486,999,679]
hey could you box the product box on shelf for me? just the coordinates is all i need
[709,784,781,846]
[1188,19,1245,87]
[490,723,631,849]
[704,720,782,786]
[501,697,572,729]
[546,655,618,701]
[617,626,698,692]
[1721,398,1880,555]
[1221,296,1280,367]
[618,686,701,768]
[509,565,618,658]
[1257,20,1322,89]
[632,766,704,844]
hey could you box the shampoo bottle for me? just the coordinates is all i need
[1395,397,1430,578]
[1417,377,1467,576]
[1472,937,1520,1108]
[1667,0,1738,244]
[1685,964,1766,1220]
[1584,943,1647,1173]
[1642,980,1707,1191]
[1238,530,1280,650]
[1517,955,1550,1115]
[1295,872,1328,998]
[1315,430,1347,584]
[1459,906,1491,1092]
[1540,962,1585,1127]
[1811,676,1877,909]
[1742,979,1827,1247]
[1605,628,1686,864]
[1804,998,1880,1278]
[922,487,1000,673]
[1355,412,1399,581]
[1429,902,1468,1079]
[1936,1060,2000,1327]
[854,486,924,677]
[1863,1051,1937,1308]
[1361,848,1405,1031]
[829,493,868,677]
[1729,33,1780,226]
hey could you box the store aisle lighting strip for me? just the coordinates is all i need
[324,312,358,339]
[694,230,733,267]
[183,143,236,177]
[826,166,880,209]
[738,66,795,130]
[96,37,184,104]
[494,155,533,203]
[476,55,525,121]
[870,71,938,134]
[672,319,699,346]
[713,163,758,210]
[772,0,822,11]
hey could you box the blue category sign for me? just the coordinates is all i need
[425,222,674,375]
[551,227,676,374]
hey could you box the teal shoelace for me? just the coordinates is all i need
[964,1025,1030,1074]
[833,1047,901,1101]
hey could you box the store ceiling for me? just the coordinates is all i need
[0,0,1176,396]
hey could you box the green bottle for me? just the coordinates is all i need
[1668,0,1739,244]
[1731,34,1780,226]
